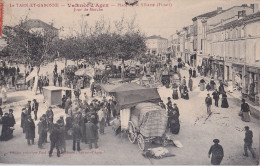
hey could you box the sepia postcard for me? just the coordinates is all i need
[0,0,259,165]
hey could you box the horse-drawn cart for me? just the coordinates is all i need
[110,83,168,151]
[127,102,168,151]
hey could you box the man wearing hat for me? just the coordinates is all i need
[85,116,99,149]
[49,124,61,157]
[37,117,45,149]
[46,107,54,129]
[41,114,48,143]
[24,115,35,145]
[1,113,11,141]
[181,76,186,86]
[8,109,16,138]
[166,97,172,111]
[243,126,256,158]
[57,118,66,153]
[208,139,224,165]
[26,101,32,115]
[32,99,39,121]
[72,119,82,151]
[205,94,212,115]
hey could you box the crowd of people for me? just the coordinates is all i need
[15,90,119,157]
[0,58,258,164]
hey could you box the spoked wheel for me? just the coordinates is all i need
[162,138,168,147]
[137,134,145,151]
[128,121,137,144]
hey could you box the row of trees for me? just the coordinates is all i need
[2,15,147,65]
[56,16,147,64]
[1,15,147,94]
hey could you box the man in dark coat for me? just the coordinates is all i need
[206,83,211,92]
[8,109,16,138]
[64,98,72,114]
[32,99,39,121]
[74,88,81,99]
[212,89,220,107]
[26,101,32,115]
[208,139,224,165]
[166,97,172,111]
[192,69,196,78]
[205,94,212,115]
[1,113,11,141]
[72,118,82,151]
[41,114,48,143]
[62,95,67,109]
[210,78,216,90]
[38,78,43,94]
[218,83,225,95]
[58,75,63,87]
[25,115,35,145]
[46,107,54,129]
[57,118,66,153]
[188,77,193,91]
[37,117,46,149]
[243,126,256,158]
[168,104,180,134]
[85,116,99,149]
[21,108,27,133]
[189,68,192,78]
[49,124,61,157]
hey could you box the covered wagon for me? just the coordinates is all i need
[110,83,168,150]
[128,102,168,151]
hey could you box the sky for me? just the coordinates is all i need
[3,0,260,39]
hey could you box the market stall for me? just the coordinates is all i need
[43,86,73,106]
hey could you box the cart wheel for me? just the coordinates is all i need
[128,121,137,144]
[162,138,168,147]
[137,134,145,151]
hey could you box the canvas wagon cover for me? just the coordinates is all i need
[130,103,167,137]
[101,83,146,93]
[115,88,161,109]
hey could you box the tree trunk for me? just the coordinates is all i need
[121,57,125,79]
[64,58,67,80]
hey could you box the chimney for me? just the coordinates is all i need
[250,4,259,13]
[217,7,222,13]
[241,4,248,7]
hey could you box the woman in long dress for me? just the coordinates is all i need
[241,99,251,122]
[221,92,229,108]
[168,106,180,134]
[172,83,179,99]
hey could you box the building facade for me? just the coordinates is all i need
[207,11,260,106]
[146,35,168,57]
